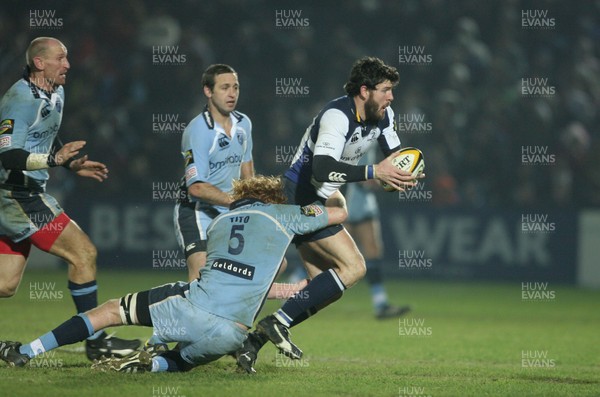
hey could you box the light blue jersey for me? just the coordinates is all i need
[0,78,64,188]
[180,107,253,213]
[189,199,329,328]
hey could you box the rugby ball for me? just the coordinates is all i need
[381,147,425,192]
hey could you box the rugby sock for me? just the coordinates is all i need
[365,259,388,310]
[152,351,194,372]
[69,280,98,313]
[68,280,105,340]
[151,356,169,372]
[274,269,346,328]
[19,314,94,358]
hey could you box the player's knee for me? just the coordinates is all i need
[0,281,19,297]
[337,255,366,287]
[354,256,367,280]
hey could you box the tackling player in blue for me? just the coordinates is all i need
[0,37,140,360]
[0,175,346,373]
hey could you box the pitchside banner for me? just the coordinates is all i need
[380,207,577,283]
[68,201,578,282]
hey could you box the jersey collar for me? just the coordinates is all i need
[22,66,56,99]
[230,198,263,209]
[201,105,244,131]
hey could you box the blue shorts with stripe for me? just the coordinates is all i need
[121,281,247,366]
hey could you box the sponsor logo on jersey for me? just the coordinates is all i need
[185,242,197,252]
[32,124,59,140]
[301,204,324,217]
[236,133,244,145]
[209,154,243,171]
[185,166,198,181]
[183,150,194,167]
[0,119,14,135]
[211,258,255,280]
[0,135,11,149]
[328,172,346,182]
[41,103,51,118]
[218,135,230,148]
[350,131,359,144]
[367,129,377,141]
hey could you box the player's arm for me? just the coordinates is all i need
[240,160,254,179]
[281,202,346,237]
[240,116,254,179]
[0,107,82,170]
[0,141,85,170]
[310,109,373,183]
[268,277,309,299]
[48,136,109,181]
[187,182,233,207]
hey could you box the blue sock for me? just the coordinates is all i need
[370,283,388,311]
[151,356,169,372]
[20,314,95,358]
[68,280,98,313]
[68,280,104,340]
[275,269,346,328]
[365,259,388,310]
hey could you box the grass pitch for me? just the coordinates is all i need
[0,269,598,397]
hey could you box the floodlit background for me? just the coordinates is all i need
[1,0,599,286]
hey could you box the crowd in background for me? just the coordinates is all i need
[1,0,598,208]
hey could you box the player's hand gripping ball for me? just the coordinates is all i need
[381,147,425,192]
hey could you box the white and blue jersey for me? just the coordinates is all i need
[189,199,329,328]
[180,106,253,213]
[285,95,400,199]
[0,78,64,189]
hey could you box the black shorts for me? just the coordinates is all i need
[174,201,222,258]
[283,177,343,245]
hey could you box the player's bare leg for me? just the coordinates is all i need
[0,254,27,297]
[47,220,97,284]
[299,229,365,287]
